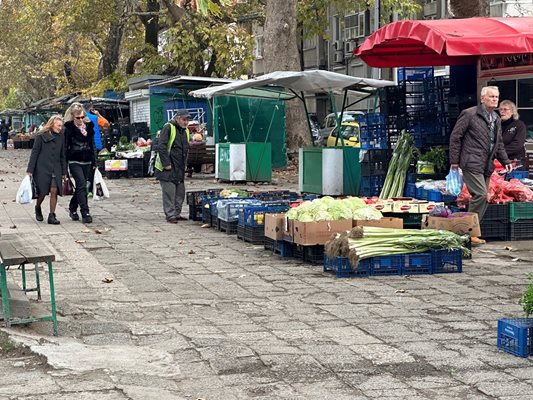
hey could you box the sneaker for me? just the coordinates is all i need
[35,206,44,222]
[470,236,486,246]
[69,210,80,221]
[167,218,178,224]
[82,214,93,224]
[47,213,60,225]
[176,216,188,221]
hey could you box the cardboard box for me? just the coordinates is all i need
[354,217,403,229]
[421,212,481,237]
[105,159,128,171]
[293,219,352,246]
[392,201,419,213]
[264,213,286,241]
[416,201,445,214]
[283,217,294,242]
[371,201,393,213]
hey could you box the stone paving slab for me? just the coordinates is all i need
[1,149,532,399]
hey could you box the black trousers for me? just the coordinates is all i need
[69,163,91,216]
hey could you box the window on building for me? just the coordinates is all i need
[333,15,341,41]
[255,35,263,59]
[344,12,365,40]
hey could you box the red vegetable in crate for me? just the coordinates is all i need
[429,205,452,217]
[504,178,533,202]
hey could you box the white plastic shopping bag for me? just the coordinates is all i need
[93,169,110,201]
[16,175,33,204]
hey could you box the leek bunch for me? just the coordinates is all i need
[380,130,415,199]
[325,226,470,268]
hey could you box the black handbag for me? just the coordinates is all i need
[30,177,38,199]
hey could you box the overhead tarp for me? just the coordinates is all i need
[190,70,394,100]
[355,17,533,68]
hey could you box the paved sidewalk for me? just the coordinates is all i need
[0,149,532,400]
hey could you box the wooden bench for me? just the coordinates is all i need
[187,143,215,174]
[0,234,58,336]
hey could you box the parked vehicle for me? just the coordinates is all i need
[326,122,360,147]
[317,111,364,145]
[308,113,320,141]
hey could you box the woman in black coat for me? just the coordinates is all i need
[26,115,67,224]
[63,102,96,224]
[500,100,527,167]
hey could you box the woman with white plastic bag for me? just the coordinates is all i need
[26,115,67,224]
[92,169,110,201]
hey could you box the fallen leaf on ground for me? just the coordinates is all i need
[10,224,16,229]
[94,229,102,234]
[505,246,513,251]
[2,201,6,205]
[200,224,210,228]
[154,229,161,232]
[75,240,86,244]
[102,277,114,283]
[188,250,195,254]
[214,270,226,273]
[512,258,520,262]
[82,229,91,233]
[396,289,406,293]
[179,240,184,244]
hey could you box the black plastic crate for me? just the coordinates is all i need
[480,219,509,241]
[127,158,144,178]
[186,189,223,206]
[106,170,126,179]
[264,237,276,252]
[188,204,203,221]
[303,245,325,265]
[510,220,533,241]
[217,218,238,235]
[202,206,212,225]
[237,225,264,245]
[482,204,509,222]
[360,161,389,176]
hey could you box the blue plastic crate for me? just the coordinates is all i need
[359,175,386,198]
[442,194,457,204]
[360,113,386,126]
[426,189,443,202]
[507,170,529,180]
[398,67,434,82]
[497,318,533,358]
[416,187,428,200]
[405,183,417,198]
[323,256,371,278]
[403,253,432,275]
[431,249,462,274]
[273,240,294,258]
[238,204,289,227]
[361,255,403,276]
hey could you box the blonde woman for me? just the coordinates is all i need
[63,102,96,224]
[26,115,67,224]
[499,100,527,166]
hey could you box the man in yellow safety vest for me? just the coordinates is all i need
[154,109,190,223]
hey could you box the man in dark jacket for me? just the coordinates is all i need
[449,86,513,245]
[155,109,190,223]
[0,119,9,150]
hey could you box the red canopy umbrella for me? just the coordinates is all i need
[355,17,533,67]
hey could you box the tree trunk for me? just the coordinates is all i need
[449,0,490,18]
[263,0,310,155]
[100,20,125,78]
[144,0,160,47]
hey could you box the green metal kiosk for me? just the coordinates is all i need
[191,71,393,192]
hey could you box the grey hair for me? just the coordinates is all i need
[481,86,499,97]
[500,99,519,120]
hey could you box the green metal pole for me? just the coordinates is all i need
[235,98,247,143]
[300,92,315,146]
[246,98,263,143]
[47,261,58,336]
[1,264,11,328]
[21,263,26,292]
[35,262,41,300]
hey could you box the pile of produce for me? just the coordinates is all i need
[325,226,470,268]
[286,196,382,222]
[380,130,415,199]
[457,173,533,207]
[219,189,248,198]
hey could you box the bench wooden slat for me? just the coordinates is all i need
[0,235,55,266]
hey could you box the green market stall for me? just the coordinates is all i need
[191,70,394,192]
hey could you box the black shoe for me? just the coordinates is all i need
[47,213,60,225]
[35,206,43,222]
[82,214,93,224]
[69,210,80,221]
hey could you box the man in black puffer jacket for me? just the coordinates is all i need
[449,86,512,245]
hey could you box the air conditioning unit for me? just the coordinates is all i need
[334,51,345,63]
[332,40,342,51]
[345,41,356,54]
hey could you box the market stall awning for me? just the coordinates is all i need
[355,17,533,67]
[190,70,395,100]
